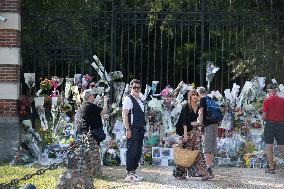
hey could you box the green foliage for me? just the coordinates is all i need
[102,149,121,166]
[47,151,57,158]
[21,0,284,88]
[35,116,54,146]
[144,152,152,162]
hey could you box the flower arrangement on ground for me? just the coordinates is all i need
[103,140,121,166]
[40,78,52,91]
[144,151,152,165]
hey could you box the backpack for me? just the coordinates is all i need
[205,96,223,123]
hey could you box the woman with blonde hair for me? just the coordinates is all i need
[173,90,213,180]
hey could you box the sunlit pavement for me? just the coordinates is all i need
[96,166,284,189]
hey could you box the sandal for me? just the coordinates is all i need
[176,176,186,180]
[265,168,275,174]
[202,174,214,181]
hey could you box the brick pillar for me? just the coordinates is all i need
[0,0,21,161]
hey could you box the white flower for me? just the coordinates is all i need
[107,148,116,156]
[271,78,277,84]
[111,103,117,109]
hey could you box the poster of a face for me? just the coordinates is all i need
[74,74,82,87]
[152,147,161,158]
[64,124,74,136]
[113,82,125,104]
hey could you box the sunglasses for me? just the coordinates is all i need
[132,86,141,90]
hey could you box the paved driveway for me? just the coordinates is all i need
[96,166,284,189]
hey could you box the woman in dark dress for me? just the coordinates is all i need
[173,90,213,181]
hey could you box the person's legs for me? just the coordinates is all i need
[173,165,187,179]
[264,121,275,173]
[206,124,218,175]
[133,128,145,171]
[266,144,274,169]
[203,124,215,168]
[125,127,143,182]
[126,128,138,174]
[193,151,212,179]
[204,153,212,167]
[275,123,284,160]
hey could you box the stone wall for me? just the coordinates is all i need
[0,117,20,161]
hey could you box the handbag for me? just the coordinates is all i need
[173,144,199,167]
[91,127,106,142]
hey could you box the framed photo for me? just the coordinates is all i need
[168,159,175,166]
[152,147,161,158]
[74,74,82,87]
[161,148,171,158]
[161,158,168,166]
[152,158,162,166]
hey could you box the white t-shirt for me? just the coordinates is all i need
[122,95,144,112]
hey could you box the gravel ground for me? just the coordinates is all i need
[95,166,284,189]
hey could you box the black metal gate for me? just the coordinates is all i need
[21,0,284,93]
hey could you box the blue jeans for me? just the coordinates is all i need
[126,126,145,172]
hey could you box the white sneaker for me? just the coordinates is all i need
[134,173,143,180]
[124,173,142,182]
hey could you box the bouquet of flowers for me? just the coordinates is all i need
[51,76,63,97]
[18,95,33,121]
[34,96,48,131]
[65,77,74,99]
[111,103,122,119]
[40,78,52,91]
[206,61,219,90]
[144,152,152,165]
[251,120,262,129]
[103,142,121,166]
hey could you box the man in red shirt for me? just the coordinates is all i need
[262,84,284,174]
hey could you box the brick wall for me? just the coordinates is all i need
[0,29,21,47]
[0,0,21,13]
[0,0,21,161]
[0,64,20,82]
[0,99,17,117]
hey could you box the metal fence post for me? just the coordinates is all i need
[200,0,205,86]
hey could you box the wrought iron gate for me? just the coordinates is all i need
[21,0,284,93]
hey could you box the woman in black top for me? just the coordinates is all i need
[173,90,213,180]
[81,89,108,145]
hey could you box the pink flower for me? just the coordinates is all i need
[84,74,93,81]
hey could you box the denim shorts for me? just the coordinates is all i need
[264,121,284,145]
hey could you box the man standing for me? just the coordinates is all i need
[262,84,284,174]
[122,79,145,182]
[197,87,218,176]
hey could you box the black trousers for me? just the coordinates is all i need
[126,126,145,172]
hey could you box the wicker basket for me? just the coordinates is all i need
[173,144,199,167]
